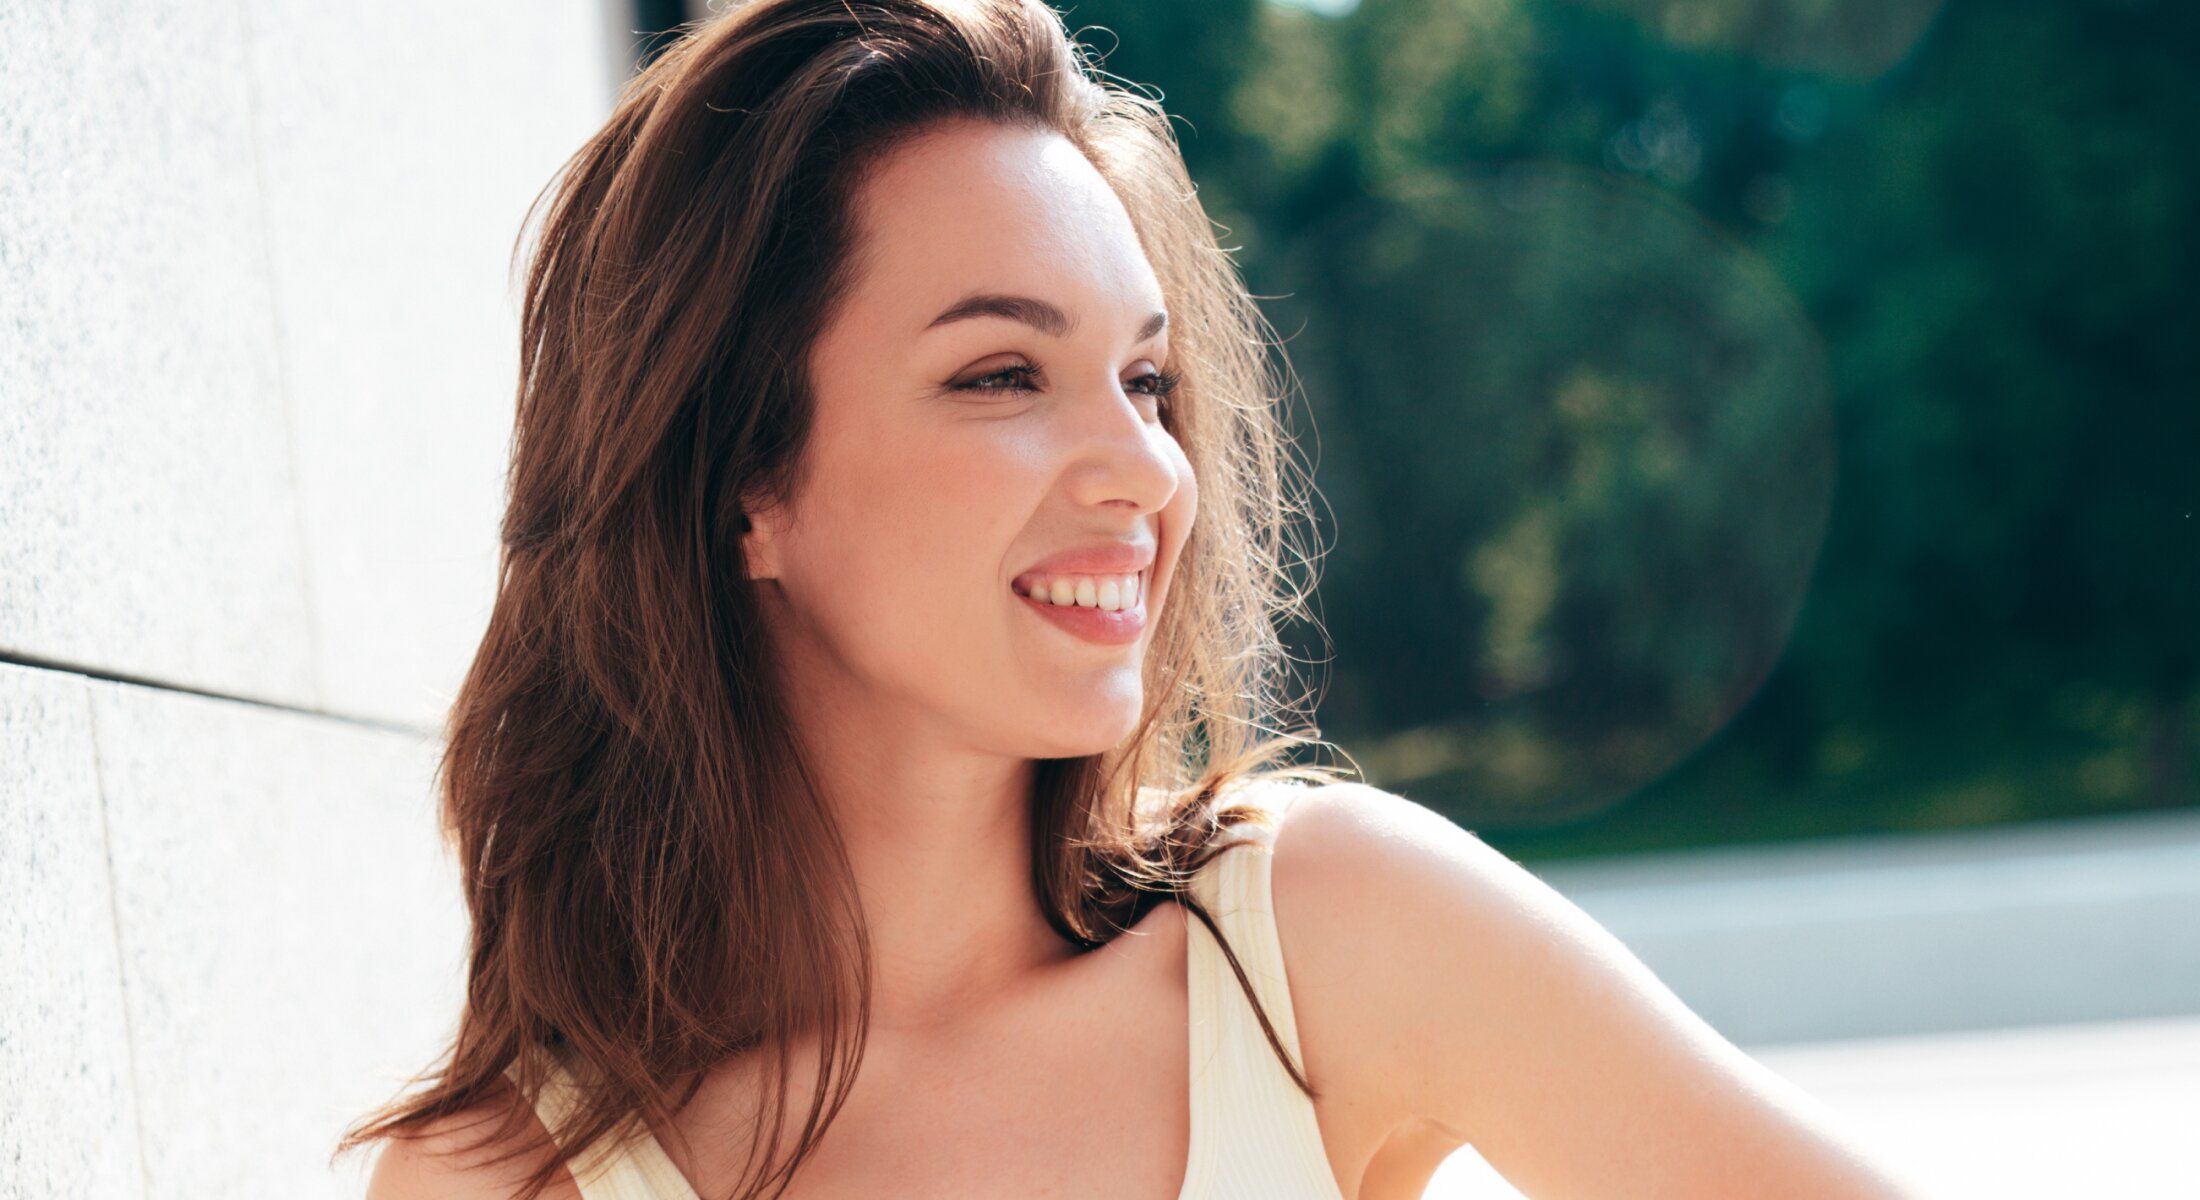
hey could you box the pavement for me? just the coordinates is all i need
[1420,1006,2200,1197]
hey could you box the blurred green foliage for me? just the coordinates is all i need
[1067,0,2198,859]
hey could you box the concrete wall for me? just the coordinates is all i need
[1,1,619,1194]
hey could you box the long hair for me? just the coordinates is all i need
[335,2,1349,1196]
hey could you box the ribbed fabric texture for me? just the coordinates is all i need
[507,780,1344,1199]
[1180,783,1347,1199]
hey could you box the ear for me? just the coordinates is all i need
[737,496,787,582]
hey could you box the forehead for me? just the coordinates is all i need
[840,118,1163,330]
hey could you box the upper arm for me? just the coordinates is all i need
[364,1093,578,1200]
[1272,782,1924,1200]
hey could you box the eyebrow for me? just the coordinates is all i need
[924,292,1168,345]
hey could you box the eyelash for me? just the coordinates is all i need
[956,362,1184,406]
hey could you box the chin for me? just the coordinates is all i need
[1027,701,1143,758]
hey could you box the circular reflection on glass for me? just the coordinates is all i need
[1310,162,1832,827]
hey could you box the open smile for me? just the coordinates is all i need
[1011,569,1149,647]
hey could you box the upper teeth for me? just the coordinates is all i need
[1022,572,1142,611]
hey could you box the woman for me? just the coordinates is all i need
[349,1,1919,1197]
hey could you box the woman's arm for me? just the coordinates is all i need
[1273,783,1927,1199]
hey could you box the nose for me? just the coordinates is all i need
[1061,374,1182,516]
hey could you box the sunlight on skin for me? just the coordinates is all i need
[738,115,1199,1025]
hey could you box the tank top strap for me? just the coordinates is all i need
[503,1052,702,1200]
[1180,778,1342,1197]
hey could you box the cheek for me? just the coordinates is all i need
[872,425,1049,583]
[788,422,1045,655]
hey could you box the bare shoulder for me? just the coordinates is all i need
[1268,778,1583,943]
[1261,780,1512,1141]
[1267,778,1516,900]
[364,1088,581,1200]
[1268,780,1924,1198]
[1263,778,1771,1095]
[1266,777,1539,984]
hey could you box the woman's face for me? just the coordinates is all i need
[743,117,1196,760]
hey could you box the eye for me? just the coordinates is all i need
[1128,366,1184,405]
[953,362,1042,393]
[948,361,1185,411]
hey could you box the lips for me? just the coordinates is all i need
[1014,580,1147,646]
[1010,539,1157,594]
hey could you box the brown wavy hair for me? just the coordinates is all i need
[335,1,1351,1196]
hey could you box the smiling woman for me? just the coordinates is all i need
[339,1,1352,1197]
[339,2,1919,1199]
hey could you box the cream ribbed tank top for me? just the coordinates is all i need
[506,782,1346,1200]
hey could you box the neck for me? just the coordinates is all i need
[787,689,1076,1035]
